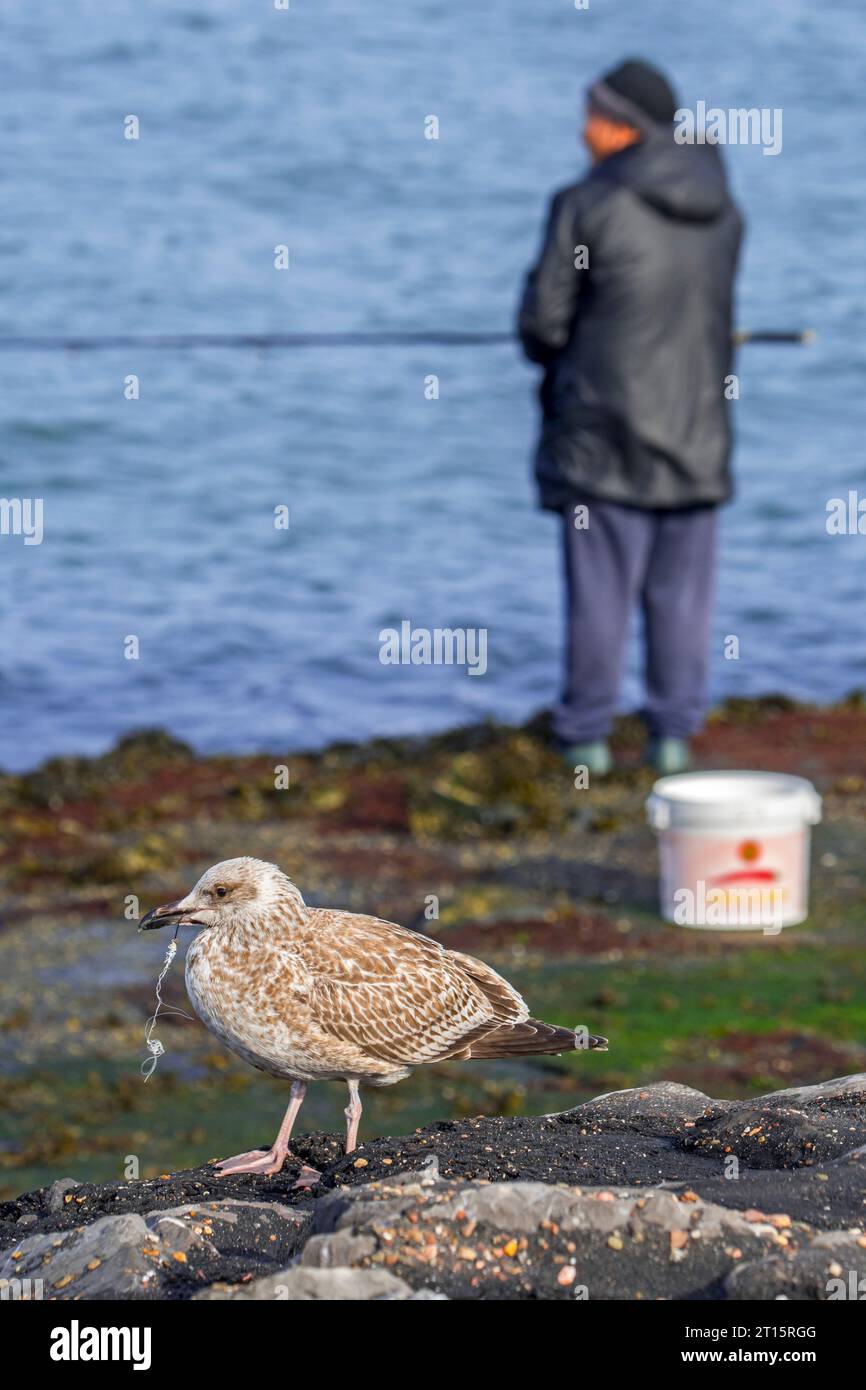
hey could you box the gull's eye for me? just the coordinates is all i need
[215,885,228,898]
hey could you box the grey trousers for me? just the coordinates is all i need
[553,496,718,744]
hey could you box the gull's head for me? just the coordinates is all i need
[138,857,304,934]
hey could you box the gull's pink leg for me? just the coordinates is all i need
[344,1079,362,1154]
[214,1080,307,1176]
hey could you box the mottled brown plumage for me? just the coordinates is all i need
[139,857,608,1176]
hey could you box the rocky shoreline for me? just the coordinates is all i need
[3,1072,864,1301]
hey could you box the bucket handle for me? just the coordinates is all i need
[804,791,823,825]
[646,794,670,831]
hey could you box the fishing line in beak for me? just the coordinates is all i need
[141,922,192,1082]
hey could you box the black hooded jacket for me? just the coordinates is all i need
[518,134,744,510]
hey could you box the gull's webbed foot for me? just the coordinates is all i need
[213,1147,289,1177]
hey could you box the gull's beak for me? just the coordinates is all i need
[138,898,202,932]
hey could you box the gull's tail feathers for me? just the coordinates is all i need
[467,1018,609,1059]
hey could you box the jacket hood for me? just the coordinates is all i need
[600,134,730,223]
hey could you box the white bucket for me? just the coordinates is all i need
[646,771,822,929]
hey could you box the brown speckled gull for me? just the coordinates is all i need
[139,857,608,1176]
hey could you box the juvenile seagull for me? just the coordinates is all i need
[139,857,608,1176]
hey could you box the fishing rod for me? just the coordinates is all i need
[732,329,814,346]
[0,329,814,351]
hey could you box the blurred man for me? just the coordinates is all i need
[519,58,743,775]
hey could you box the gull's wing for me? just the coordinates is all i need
[293,909,528,1067]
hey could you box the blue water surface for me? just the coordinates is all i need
[1,0,864,770]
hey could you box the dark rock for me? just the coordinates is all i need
[560,1081,715,1135]
[299,1230,378,1268]
[726,1232,866,1301]
[297,1177,803,1301]
[47,1178,81,1214]
[684,1103,862,1170]
[1,1214,156,1300]
[2,1074,864,1300]
[0,1199,311,1300]
[680,1073,866,1170]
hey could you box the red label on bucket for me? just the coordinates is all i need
[659,829,809,929]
